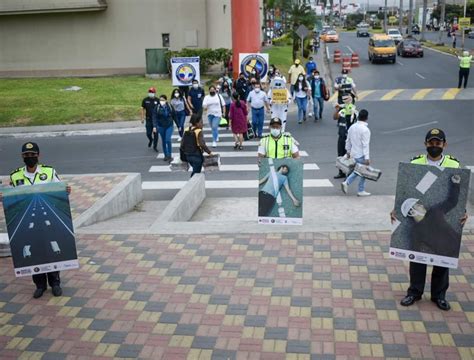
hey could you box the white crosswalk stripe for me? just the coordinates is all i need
[149,163,320,173]
[156,151,308,159]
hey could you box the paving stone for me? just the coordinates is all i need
[286,340,311,354]
[424,321,450,333]
[294,264,312,273]
[383,344,410,358]
[101,331,128,344]
[144,301,166,312]
[65,297,89,307]
[272,288,292,296]
[118,282,139,291]
[311,307,333,318]
[159,313,182,324]
[166,268,185,276]
[191,336,217,349]
[17,325,42,338]
[226,304,248,315]
[1,302,24,313]
[277,257,296,265]
[130,291,153,301]
[352,289,374,299]
[453,334,474,347]
[238,270,257,278]
[264,327,288,340]
[291,297,312,307]
[223,263,241,271]
[398,310,423,321]
[9,314,33,325]
[209,295,230,305]
[331,280,352,289]
[26,338,54,352]
[334,318,356,330]
[194,284,214,295]
[174,324,199,336]
[89,319,114,331]
[312,272,331,280]
[107,273,128,282]
[254,278,274,287]
[41,353,68,360]
[358,330,383,343]
[179,276,200,285]
[209,255,227,263]
[77,307,100,318]
[211,349,237,360]
[116,344,142,358]
[374,299,397,310]
[244,315,267,327]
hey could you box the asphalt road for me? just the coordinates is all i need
[1,32,473,200]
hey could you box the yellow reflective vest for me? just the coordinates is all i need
[260,133,295,159]
[410,154,460,168]
[459,55,472,69]
[10,165,56,187]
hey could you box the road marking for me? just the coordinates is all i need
[357,90,376,100]
[171,141,259,148]
[172,132,268,140]
[381,89,404,100]
[43,212,47,215]
[381,121,438,134]
[466,166,474,172]
[397,61,404,66]
[31,213,35,217]
[9,199,35,242]
[157,151,308,159]
[142,179,333,190]
[45,220,51,226]
[442,88,461,100]
[40,195,75,236]
[346,45,354,54]
[149,163,320,173]
[29,222,34,229]
[412,88,433,100]
[415,73,426,79]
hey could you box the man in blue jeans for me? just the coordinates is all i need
[247,83,270,139]
[309,70,328,121]
[341,109,371,196]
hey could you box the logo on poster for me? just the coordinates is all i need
[34,267,40,272]
[175,64,196,85]
[240,54,268,79]
[408,254,415,260]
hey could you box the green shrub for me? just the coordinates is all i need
[165,48,232,74]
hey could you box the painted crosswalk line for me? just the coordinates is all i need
[156,151,309,159]
[171,141,260,148]
[149,163,320,173]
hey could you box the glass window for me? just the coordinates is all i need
[162,33,170,48]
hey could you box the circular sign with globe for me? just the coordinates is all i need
[175,63,196,85]
[240,54,268,79]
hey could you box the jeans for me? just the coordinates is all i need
[208,114,220,142]
[295,96,308,122]
[175,110,186,137]
[345,156,366,192]
[313,96,324,119]
[186,153,203,177]
[145,121,158,149]
[251,107,265,137]
[158,125,173,158]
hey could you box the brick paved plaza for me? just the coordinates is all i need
[1,230,473,359]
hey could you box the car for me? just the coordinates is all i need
[397,39,423,57]
[387,28,403,44]
[324,30,339,42]
[468,31,474,39]
[357,25,370,37]
[368,34,397,63]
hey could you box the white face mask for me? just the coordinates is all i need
[148,93,155,98]
[298,76,304,81]
[192,84,199,89]
[255,88,261,93]
[174,93,180,98]
[270,128,281,137]
[342,75,348,79]
[159,100,166,106]
[314,75,320,79]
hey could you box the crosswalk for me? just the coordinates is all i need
[142,121,333,198]
[328,88,474,102]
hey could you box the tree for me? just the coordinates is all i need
[421,0,428,41]
[288,1,317,60]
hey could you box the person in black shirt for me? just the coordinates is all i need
[234,72,251,103]
[187,80,205,115]
[141,87,159,152]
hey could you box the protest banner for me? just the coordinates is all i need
[271,89,289,104]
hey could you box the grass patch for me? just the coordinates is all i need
[0,76,175,127]
[422,41,461,56]
[266,45,294,76]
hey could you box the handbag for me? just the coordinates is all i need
[244,122,255,141]
[354,163,382,181]
[203,154,220,171]
[217,94,228,128]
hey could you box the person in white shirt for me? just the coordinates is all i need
[292,75,311,124]
[247,83,270,139]
[341,109,371,196]
[202,85,225,148]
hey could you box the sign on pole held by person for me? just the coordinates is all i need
[258,158,303,225]
[239,53,270,81]
[271,89,288,104]
[390,162,470,269]
[171,57,200,86]
[2,182,79,277]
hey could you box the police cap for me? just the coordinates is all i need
[21,142,40,154]
[425,128,446,142]
[270,118,282,126]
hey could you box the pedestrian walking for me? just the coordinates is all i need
[390,128,468,311]
[452,33,456,48]
[228,93,248,150]
[187,79,205,115]
[1,142,71,298]
[247,83,270,139]
[288,59,306,96]
[309,70,329,121]
[333,97,358,179]
[341,109,371,197]
[305,56,317,77]
[202,85,225,148]
[141,87,159,152]
[293,75,311,124]
[458,50,472,89]
[258,118,300,161]
[234,72,251,103]
[170,88,191,142]
[153,95,176,162]
[180,114,213,177]
[334,69,357,105]
[268,74,291,132]
[220,81,233,125]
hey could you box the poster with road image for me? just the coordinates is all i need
[258,158,303,225]
[2,182,78,277]
[390,162,470,269]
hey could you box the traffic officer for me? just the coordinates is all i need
[4,142,71,299]
[458,50,472,89]
[141,87,159,152]
[333,96,358,179]
[258,118,300,161]
[391,128,468,311]
[334,69,357,105]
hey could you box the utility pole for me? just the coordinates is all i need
[407,0,413,36]
[384,0,388,31]
[462,0,467,50]
[437,0,445,45]
[421,0,427,41]
[399,0,403,32]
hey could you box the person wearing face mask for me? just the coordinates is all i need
[293,75,311,124]
[333,97,358,179]
[268,74,291,132]
[310,70,329,121]
[288,59,306,96]
[141,87,159,152]
[233,72,251,103]
[390,128,467,311]
[187,80,205,115]
[334,69,357,105]
[170,88,191,142]
[202,86,225,148]
[219,81,233,128]
[247,83,270,139]
[153,95,176,162]
[2,142,71,299]
[258,118,300,162]
[305,57,317,78]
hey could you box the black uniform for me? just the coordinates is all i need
[141,97,159,149]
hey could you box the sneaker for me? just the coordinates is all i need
[216,137,219,142]
[176,136,182,142]
[52,285,62,297]
[33,288,46,299]
[212,141,217,148]
[357,191,371,197]
[341,182,348,194]
[148,140,152,148]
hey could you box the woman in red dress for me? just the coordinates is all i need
[228,93,248,150]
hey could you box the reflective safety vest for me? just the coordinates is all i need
[410,154,460,168]
[460,55,472,69]
[260,133,294,159]
[10,165,56,187]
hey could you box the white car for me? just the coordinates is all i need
[387,29,403,43]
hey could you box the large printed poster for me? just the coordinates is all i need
[171,57,200,86]
[239,53,269,81]
[258,158,303,225]
[2,182,79,277]
[390,162,470,269]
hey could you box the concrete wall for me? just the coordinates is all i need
[0,0,232,76]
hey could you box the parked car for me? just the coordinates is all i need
[356,25,370,37]
[324,30,339,42]
[387,28,403,44]
[468,31,474,39]
[397,39,424,57]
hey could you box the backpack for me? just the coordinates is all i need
[180,127,201,161]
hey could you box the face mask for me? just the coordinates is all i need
[255,88,261,93]
[24,156,38,168]
[192,84,198,89]
[160,101,166,106]
[342,75,348,79]
[298,76,304,81]
[314,75,320,79]
[270,128,281,137]
[210,91,216,96]
[174,93,180,98]
[427,146,443,158]
[148,93,155,98]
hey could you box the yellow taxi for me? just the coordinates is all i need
[368,34,396,64]
[324,30,339,43]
